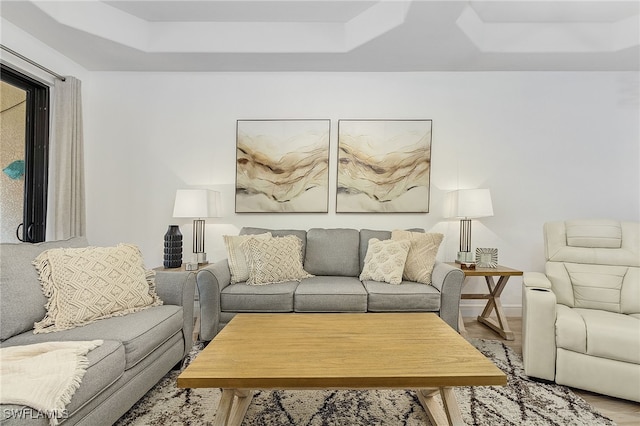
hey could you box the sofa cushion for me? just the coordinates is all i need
[64,340,125,416]
[364,280,441,312]
[221,281,298,312]
[556,306,640,364]
[565,219,622,249]
[304,228,360,276]
[0,339,125,422]
[32,244,163,334]
[294,277,367,312]
[360,238,411,285]
[240,227,307,260]
[567,263,630,313]
[223,232,272,284]
[242,235,312,285]
[3,305,183,370]
[391,230,443,284]
[0,237,88,341]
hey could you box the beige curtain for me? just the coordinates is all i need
[48,76,85,240]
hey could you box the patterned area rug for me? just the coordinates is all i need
[115,339,616,425]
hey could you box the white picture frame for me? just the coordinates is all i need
[476,248,498,268]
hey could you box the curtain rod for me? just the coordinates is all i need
[1,44,66,82]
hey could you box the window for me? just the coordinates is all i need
[0,64,49,243]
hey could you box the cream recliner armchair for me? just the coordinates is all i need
[522,219,640,402]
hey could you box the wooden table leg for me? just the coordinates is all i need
[440,387,464,425]
[214,389,254,426]
[213,389,234,426]
[417,388,464,426]
[476,276,514,340]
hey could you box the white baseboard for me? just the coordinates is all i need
[460,303,522,318]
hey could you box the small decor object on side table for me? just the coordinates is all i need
[163,225,183,268]
[476,248,498,268]
[185,262,199,271]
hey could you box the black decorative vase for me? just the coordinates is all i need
[163,225,182,268]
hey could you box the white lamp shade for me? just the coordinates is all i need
[173,189,221,218]
[446,189,494,219]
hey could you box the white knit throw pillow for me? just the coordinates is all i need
[359,238,411,285]
[33,244,162,333]
[224,232,272,283]
[241,235,312,285]
[392,230,444,284]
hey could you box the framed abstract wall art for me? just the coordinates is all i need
[336,119,432,213]
[236,119,331,213]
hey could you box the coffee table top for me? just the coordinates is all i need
[178,313,506,390]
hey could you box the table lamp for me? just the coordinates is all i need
[173,189,221,265]
[446,188,494,264]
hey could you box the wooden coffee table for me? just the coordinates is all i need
[177,313,506,426]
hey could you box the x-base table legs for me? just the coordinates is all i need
[214,389,253,426]
[476,275,514,340]
[459,275,515,341]
[214,387,463,426]
[417,387,464,426]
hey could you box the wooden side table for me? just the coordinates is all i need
[153,263,207,273]
[446,262,523,340]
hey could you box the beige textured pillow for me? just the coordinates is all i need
[241,235,313,285]
[359,238,411,285]
[392,230,444,284]
[33,244,162,333]
[223,232,272,283]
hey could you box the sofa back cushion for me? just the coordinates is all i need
[240,227,307,260]
[304,228,360,276]
[565,219,622,249]
[544,220,639,314]
[0,237,88,341]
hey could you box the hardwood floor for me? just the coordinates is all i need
[462,316,640,426]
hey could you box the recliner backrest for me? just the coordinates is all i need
[543,219,639,314]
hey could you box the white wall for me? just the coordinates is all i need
[81,71,639,315]
[4,21,639,315]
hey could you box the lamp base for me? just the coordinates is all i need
[455,251,475,264]
[196,252,208,265]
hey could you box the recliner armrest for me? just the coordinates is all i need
[523,271,552,289]
[522,274,557,381]
[196,260,232,341]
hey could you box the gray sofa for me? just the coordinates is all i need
[0,237,196,426]
[197,228,465,341]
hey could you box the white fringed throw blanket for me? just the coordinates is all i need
[0,340,103,425]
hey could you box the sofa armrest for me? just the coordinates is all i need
[154,270,196,358]
[196,260,232,341]
[431,261,465,332]
[522,272,557,381]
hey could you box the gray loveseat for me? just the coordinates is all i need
[197,228,465,341]
[0,237,196,426]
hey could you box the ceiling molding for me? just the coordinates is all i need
[1,0,638,72]
[457,4,639,53]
